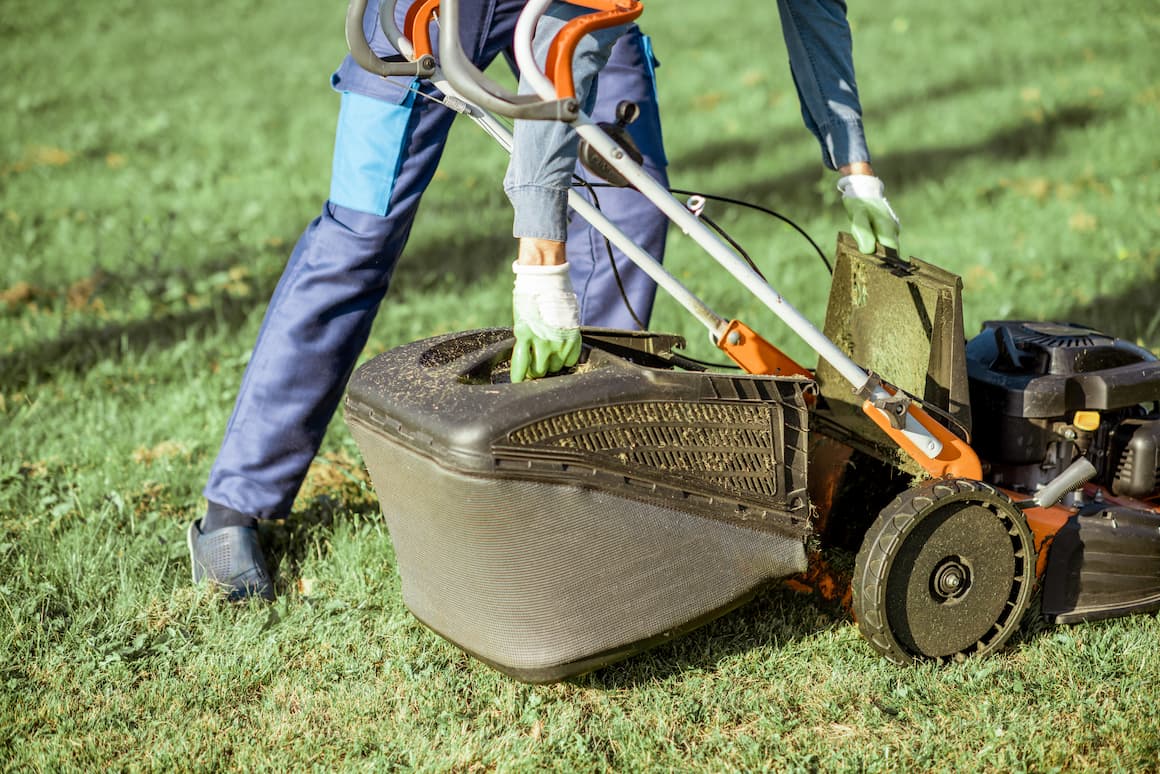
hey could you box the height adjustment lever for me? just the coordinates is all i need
[856,372,912,430]
[578,100,644,187]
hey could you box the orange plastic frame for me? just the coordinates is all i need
[403,0,642,97]
[404,0,442,59]
[860,384,983,480]
[545,1,644,99]
[716,320,813,379]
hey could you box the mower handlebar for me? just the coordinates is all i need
[347,0,639,121]
[437,0,580,121]
[346,0,436,78]
[514,0,642,102]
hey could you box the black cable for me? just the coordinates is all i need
[572,177,648,331]
[569,177,827,369]
[700,214,766,281]
[572,177,971,441]
[666,187,832,274]
[578,181,830,274]
[908,395,972,443]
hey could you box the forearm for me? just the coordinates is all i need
[504,3,627,243]
[777,0,870,170]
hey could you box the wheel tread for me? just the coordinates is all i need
[852,477,1037,665]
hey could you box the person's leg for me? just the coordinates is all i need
[203,127,458,526]
[568,26,669,329]
[193,1,502,597]
[501,8,669,330]
[202,0,517,524]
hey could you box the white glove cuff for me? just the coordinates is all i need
[512,260,580,329]
[513,260,572,284]
[837,174,886,200]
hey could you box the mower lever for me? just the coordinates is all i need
[578,102,644,187]
[856,372,911,430]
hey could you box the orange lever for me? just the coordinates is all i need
[544,1,643,99]
[716,320,813,378]
[860,384,983,480]
[404,0,441,59]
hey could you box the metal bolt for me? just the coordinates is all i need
[726,331,742,345]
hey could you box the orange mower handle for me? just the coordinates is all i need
[545,0,643,100]
[404,0,441,60]
[404,0,642,97]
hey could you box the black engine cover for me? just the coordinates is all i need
[966,321,1160,465]
[1110,418,1160,498]
[967,321,1159,418]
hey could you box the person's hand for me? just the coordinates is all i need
[511,261,582,383]
[838,174,901,254]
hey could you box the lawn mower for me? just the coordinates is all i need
[340,0,1160,681]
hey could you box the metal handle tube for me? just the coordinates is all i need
[572,118,943,457]
[346,0,434,77]
[563,191,727,334]
[437,0,579,120]
[424,80,725,333]
[510,3,942,456]
[375,0,414,59]
[513,0,561,100]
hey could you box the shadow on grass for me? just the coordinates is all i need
[671,73,989,175]
[574,581,857,689]
[0,228,514,392]
[670,103,1106,212]
[258,496,383,595]
[0,295,257,393]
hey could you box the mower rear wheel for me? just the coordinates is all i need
[852,478,1036,664]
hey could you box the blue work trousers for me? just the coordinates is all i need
[203,0,669,520]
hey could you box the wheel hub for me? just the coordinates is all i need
[931,557,971,601]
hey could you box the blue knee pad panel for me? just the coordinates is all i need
[329,89,417,216]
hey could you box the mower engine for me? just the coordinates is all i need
[965,320,1160,625]
[966,320,1160,503]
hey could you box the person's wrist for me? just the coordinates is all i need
[516,237,567,266]
[838,161,875,177]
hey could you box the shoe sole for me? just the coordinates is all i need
[187,521,202,585]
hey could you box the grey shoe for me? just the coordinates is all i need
[187,519,275,602]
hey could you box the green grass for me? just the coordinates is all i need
[3,0,1160,770]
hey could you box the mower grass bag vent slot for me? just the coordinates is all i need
[344,328,813,682]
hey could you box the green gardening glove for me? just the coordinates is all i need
[510,261,583,383]
[838,174,901,254]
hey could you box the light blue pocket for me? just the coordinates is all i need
[329,88,416,216]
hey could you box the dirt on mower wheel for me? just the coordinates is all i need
[852,478,1037,664]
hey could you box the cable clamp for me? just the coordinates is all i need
[441,95,473,115]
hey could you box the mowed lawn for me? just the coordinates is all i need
[2,0,1159,770]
